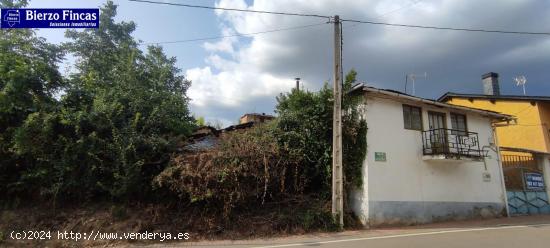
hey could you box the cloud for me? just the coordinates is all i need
[186,0,550,126]
[202,26,239,54]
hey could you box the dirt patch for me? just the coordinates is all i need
[0,199,354,247]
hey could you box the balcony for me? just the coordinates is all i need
[421,128,485,161]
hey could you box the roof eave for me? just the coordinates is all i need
[361,86,513,121]
[437,93,550,102]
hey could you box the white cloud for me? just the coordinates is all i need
[202,26,239,54]
[186,0,550,126]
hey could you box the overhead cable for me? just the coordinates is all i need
[140,22,328,45]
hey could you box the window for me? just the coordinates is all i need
[450,113,467,135]
[403,105,422,130]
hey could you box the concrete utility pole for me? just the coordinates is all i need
[331,15,344,228]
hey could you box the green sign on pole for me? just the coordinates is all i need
[375,152,386,162]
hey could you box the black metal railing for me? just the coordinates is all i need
[421,128,484,159]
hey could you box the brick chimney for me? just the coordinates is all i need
[482,72,500,96]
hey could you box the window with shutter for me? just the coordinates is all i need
[403,105,422,131]
[450,113,467,136]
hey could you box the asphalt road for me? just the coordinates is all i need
[239,224,550,248]
[136,215,550,248]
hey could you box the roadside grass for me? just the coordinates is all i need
[0,197,361,247]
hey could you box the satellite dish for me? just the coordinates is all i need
[514,75,527,95]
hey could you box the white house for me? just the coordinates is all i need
[349,85,514,227]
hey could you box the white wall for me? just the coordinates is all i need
[351,95,506,226]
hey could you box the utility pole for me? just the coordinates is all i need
[331,15,344,228]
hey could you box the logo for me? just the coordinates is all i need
[1,8,99,29]
[3,9,20,27]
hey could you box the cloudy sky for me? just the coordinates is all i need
[27,0,550,126]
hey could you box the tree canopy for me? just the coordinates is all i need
[275,69,367,197]
[0,1,195,203]
[0,1,366,216]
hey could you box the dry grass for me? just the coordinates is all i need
[0,198,347,247]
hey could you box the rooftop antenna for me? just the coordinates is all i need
[405,72,427,95]
[514,75,527,95]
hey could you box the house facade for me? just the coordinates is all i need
[349,85,512,226]
[439,73,550,155]
[438,72,550,216]
[239,113,275,124]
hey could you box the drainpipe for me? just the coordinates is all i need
[541,155,550,200]
[492,125,510,217]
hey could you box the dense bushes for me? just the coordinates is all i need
[342,70,368,190]
[156,70,367,219]
[155,122,307,215]
[275,86,334,196]
[0,0,64,200]
[1,2,367,228]
[275,71,367,196]
[0,1,195,203]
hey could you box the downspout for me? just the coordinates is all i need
[492,124,510,217]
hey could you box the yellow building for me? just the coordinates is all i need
[439,95,550,154]
[438,73,550,154]
[438,72,550,216]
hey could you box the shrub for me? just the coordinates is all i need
[275,86,334,195]
[157,70,368,224]
[155,122,305,216]
[1,1,195,203]
[110,205,128,221]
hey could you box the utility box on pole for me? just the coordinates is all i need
[332,15,344,228]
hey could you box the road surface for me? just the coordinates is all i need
[135,215,550,248]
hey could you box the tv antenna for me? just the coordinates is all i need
[405,72,427,95]
[514,75,527,95]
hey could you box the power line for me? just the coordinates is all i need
[340,19,550,36]
[140,22,328,45]
[346,0,424,30]
[129,0,550,36]
[375,0,424,19]
[511,105,535,116]
[128,0,331,19]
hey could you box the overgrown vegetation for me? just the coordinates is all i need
[275,70,367,196]
[155,121,307,216]
[275,85,333,196]
[1,1,195,203]
[156,70,367,224]
[342,70,368,191]
[1,0,367,236]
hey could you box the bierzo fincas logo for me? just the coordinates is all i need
[1,8,99,28]
[3,9,20,27]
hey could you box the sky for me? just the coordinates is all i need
[25,0,550,126]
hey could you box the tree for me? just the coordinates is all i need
[0,0,64,198]
[6,1,196,202]
[341,69,367,190]
[275,86,333,196]
[60,1,195,200]
[275,70,367,198]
